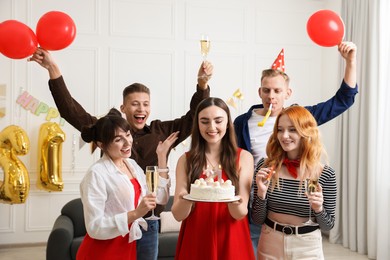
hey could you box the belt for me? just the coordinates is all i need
[265,218,319,235]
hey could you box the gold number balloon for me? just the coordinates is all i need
[37,122,66,191]
[0,125,30,204]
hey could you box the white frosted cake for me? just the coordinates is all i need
[190,177,235,200]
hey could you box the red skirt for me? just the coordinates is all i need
[76,232,136,260]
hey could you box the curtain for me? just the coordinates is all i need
[330,0,390,259]
[374,1,390,259]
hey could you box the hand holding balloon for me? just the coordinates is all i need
[338,41,357,62]
[28,48,62,79]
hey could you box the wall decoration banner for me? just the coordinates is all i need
[16,90,65,125]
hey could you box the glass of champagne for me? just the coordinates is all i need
[303,178,318,225]
[200,34,210,61]
[145,166,159,220]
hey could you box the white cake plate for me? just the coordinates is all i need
[183,195,240,203]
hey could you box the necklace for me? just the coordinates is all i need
[116,160,126,169]
[116,160,135,179]
[111,156,129,173]
[205,156,218,170]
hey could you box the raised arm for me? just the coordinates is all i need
[156,131,179,178]
[339,41,357,88]
[28,48,62,79]
[28,48,97,131]
[156,61,213,146]
[197,61,213,90]
[304,42,358,126]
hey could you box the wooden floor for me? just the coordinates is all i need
[0,236,370,260]
[322,237,369,260]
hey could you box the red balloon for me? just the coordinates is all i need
[0,20,38,59]
[306,10,344,47]
[36,11,76,50]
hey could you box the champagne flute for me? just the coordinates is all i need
[303,178,318,225]
[145,166,159,220]
[200,34,210,61]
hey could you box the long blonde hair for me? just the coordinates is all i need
[265,105,327,188]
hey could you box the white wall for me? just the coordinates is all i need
[0,0,342,245]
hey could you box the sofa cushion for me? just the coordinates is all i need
[158,232,179,257]
[71,236,84,260]
[61,198,86,237]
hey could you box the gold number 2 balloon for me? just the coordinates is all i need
[0,125,30,204]
[37,122,66,191]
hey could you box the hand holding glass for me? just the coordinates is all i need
[145,166,159,220]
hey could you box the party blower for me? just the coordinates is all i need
[258,47,284,127]
[258,103,272,127]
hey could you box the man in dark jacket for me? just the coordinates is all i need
[234,41,358,254]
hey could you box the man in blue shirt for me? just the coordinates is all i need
[234,41,358,255]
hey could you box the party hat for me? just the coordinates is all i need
[271,49,285,72]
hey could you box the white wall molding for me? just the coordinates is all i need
[0,0,341,245]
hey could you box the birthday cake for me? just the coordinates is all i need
[189,177,235,200]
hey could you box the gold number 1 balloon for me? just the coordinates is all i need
[37,122,66,191]
[0,125,30,204]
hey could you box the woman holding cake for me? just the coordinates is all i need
[251,105,336,259]
[172,97,255,259]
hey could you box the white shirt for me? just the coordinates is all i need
[80,154,170,242]
[248,109,277,164]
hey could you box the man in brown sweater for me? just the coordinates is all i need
[29,48,213,260]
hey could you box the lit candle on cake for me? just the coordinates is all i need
[217,164,222,183]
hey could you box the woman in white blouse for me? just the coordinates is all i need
[76,108,172,260]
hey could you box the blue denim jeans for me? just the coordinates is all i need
[137,219,159,260]
[249,224,261,255]
[250,222,261,258]
[248,180,261,258]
